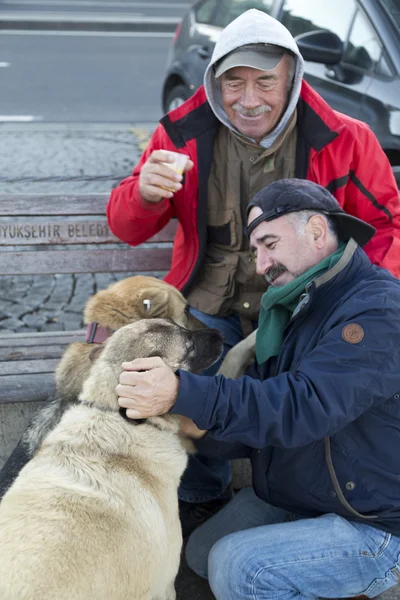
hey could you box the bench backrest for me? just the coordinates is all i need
[0,194,177,275]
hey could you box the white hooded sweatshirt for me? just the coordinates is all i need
[203,9,305,149]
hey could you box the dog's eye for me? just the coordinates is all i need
[184,305,190,316]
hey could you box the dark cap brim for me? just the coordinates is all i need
[247,208,376,247]
[328,212,376,247]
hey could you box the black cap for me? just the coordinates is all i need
[246,178,376,247]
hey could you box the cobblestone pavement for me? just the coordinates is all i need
[0,122,156,333]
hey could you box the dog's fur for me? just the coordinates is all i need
[0,276,191,499]
[57,275,190,402]
[216,328,257,379]
[0,318,223,600]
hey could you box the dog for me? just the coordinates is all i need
[216,328,257,379]
[0,275,191,499]
[0,318,223,600]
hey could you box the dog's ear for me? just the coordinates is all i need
[89,344,105,363]
[136,288,171,318]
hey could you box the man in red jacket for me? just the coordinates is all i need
[107,9,400,536]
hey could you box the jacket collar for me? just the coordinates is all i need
[291,240,358,318]
[311,238,358,290]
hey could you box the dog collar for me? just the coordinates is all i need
[85,322,113,344]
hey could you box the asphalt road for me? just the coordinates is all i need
[0,0,190,18]
[0,31,173,121]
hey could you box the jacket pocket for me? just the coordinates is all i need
[189,254,239,314]
[207,208,240,250]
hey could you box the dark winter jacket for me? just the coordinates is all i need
[172,241,400,535]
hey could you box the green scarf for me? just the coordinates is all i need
[256,243,345,364]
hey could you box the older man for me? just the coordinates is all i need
[107,8,400,533]
[117,178,400,600]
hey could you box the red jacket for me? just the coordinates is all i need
[107,82,400,290]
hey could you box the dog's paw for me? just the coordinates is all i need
[217,330,257,379]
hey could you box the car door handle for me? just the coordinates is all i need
[197,46,211,59]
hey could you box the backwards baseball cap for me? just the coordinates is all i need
[246,179,376,247]
[215,43,284,78]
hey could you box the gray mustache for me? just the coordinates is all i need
[265,264,287,285]
[232,104,272,117]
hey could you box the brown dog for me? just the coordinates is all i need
[56,275,190,401]
[0,275,191,499]
[0,319,223,600]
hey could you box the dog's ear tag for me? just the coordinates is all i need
[143,299,151,312]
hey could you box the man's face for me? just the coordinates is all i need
[219,56,291,142]
[248,208,321,286]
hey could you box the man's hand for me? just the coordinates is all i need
[116,357,179,419]
[139,150,194,204]
[179,416,207,439]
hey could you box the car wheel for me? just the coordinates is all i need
[164,84,191,113]
[392,166,400,189]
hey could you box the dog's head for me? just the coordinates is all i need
[55,276,190,401]
[83,275,189,330]
[79,318,224,411]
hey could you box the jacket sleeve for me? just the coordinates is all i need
[193,436,251,460]
[106,125,177,245]
[171,303,400,449]
[341,122,400,277]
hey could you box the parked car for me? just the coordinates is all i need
[162,0,400,185]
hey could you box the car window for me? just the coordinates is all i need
[213,0,274,29]
[380,0,400,31]
[343,9,382,73]
[280,0,356,42]
[377,53,394,77]
[195,0,219,24]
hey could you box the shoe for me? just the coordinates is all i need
[179,485,234,538]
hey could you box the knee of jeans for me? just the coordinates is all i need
[208,536,238,598]
[185,531,209,579]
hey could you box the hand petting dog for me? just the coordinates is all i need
[117,357,207,439]
[117,357,178,419]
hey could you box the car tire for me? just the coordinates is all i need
[164,84,191,113]
[392,166,400,189]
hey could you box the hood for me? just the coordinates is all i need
[204,9,305,148]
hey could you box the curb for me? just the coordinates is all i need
[0,13,180,33]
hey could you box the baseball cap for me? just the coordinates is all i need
[215,44,284,78]
[246,179,376,247]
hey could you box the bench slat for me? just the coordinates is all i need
[0,247,173,276]
[0,374,55,404]
[0,194,110,216]
[0,219,177,246]
[0,219,117,246]
[0,359,59,376]
[0,330,85,345]
[0,345,73,362]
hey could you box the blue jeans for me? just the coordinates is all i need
[178,308,255,503]
[186,487,400,600]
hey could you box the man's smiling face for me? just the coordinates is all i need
[248,207,323,286]
[219,56,291,143]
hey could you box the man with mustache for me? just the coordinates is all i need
[117,179,400,600]
[107,9,400,536]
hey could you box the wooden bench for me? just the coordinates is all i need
[0,193,252,491]
[0,193,177,405]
